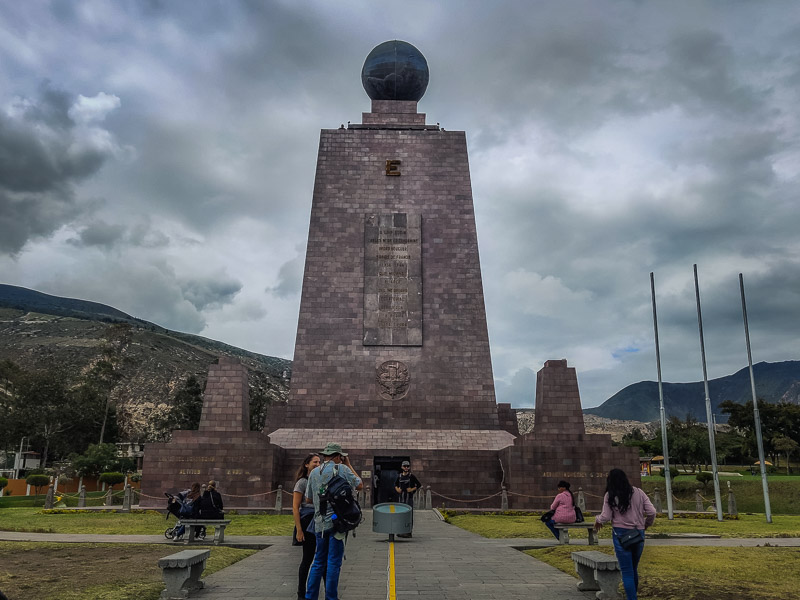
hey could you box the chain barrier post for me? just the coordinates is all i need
[275,485,283,512]
[501,485,508,511]
[425,486,432,510]
[695,489,703,512]
[45,484,55,509]
[577,487,586,512]
[122,484,132,512]
[78,485,86,508]
[653,489,662,513]
[727,481,737,516]
[105,487,113,507]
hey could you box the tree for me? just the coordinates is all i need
[159,375,204,432]
[696,472,713,487]
[99,472,125,490]
[71,443,124,480]
[91,323,132,444]
[0,476,8,494]
[14,371,77,468]
[773,435,798,475]
[26,473,50,497]
[722,399,800,464]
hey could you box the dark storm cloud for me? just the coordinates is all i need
[0,84,117,254]
[181,275,243,311]
[268,249,304,299]
[68,220,126,249]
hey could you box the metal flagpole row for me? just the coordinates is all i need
[693,264,723,521]
[649,272,674,519]
[739,273,772,523]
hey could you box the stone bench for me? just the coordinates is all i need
[571,551,621,599]
[158,549,210,599]
[554,522,598,545]
[178,519,232,545]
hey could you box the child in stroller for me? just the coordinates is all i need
[164,482,202,541]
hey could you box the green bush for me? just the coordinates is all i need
[99,472,125,490]
[26,473,51,496]
[696,472,713,487]
[660,466,679,479]
[0,477,8,491]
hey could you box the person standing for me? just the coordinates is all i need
[197,480,224,540]
[594,469,657,600]
[394,460,420,538]
[305,442,363,600]
[543,480,577,540]
[293,453,321,600]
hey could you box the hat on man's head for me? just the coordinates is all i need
[320,442,348,457]
[401,460,410,467]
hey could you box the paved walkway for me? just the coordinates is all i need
[193,510,594,600]
[2,511,799,600]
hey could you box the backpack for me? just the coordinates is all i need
[319,465,363,534]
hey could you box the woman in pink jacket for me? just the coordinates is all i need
[594,468,657,600]
[543,480,576,539]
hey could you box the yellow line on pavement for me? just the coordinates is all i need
[388,540,397,600]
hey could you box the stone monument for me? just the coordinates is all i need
[140,357,277,506]
[141,41,639,510]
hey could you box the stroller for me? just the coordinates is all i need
[164,491,195,541]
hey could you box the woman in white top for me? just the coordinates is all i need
[293,453,321,600]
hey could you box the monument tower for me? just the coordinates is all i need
[141,41,640,509]
[268,40,516,501]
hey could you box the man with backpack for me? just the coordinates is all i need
[304,442,363,600]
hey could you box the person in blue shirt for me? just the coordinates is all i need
[304,442,363,600]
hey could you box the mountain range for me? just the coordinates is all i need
[584,361,800,422]
[3,284,799,435]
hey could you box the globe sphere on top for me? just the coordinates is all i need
[361,40,429,102]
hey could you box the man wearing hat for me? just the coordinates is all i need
[304,442,363,600]
[394,460,421,538]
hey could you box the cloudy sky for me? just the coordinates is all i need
[2,1,799,409]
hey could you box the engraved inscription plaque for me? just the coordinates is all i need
[364,213,422,345]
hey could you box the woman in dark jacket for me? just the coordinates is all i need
[197,480,224,539]
[198,480,224,519]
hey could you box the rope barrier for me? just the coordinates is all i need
[506,491,556,500]
[430,490,501,503]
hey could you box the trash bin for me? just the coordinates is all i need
[373,503,412,540]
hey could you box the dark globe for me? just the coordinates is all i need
[361,40,429,102]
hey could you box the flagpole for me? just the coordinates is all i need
[693,264,723,521]
[739,273,772,523]
[650,272,674,519]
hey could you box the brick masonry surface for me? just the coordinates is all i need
[283,100,500,431]
[140,358,277,507]
[502,360,641,510]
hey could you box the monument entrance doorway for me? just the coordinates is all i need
[373,456,409,504]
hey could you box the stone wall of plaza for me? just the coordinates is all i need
[140,358,278,507]
[280,100,500,432]
[501,360,641,510]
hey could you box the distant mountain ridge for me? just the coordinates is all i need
[0,284,291,442]
[585,361,800,422]
[0,284,137,323]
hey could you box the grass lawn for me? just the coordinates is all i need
[0,542,255,600]
[444,512,800,540]
[526,546,800,600]
[0,508,294,536]
[641,476,800,515]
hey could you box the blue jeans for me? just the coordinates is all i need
[544,518,560,540]
[305,530,344,600]
[612,527,645,600]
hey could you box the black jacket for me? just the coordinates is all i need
[198,489,224,519]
